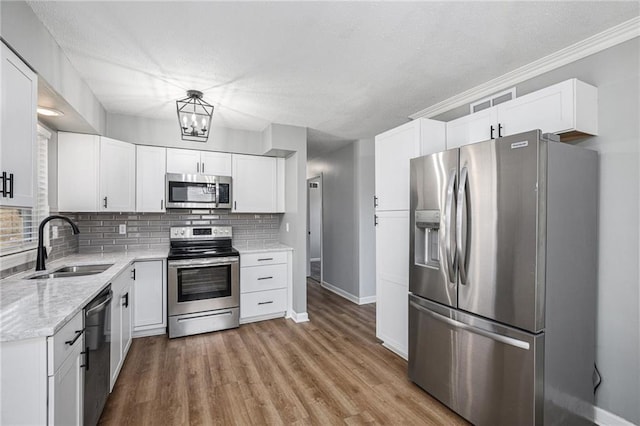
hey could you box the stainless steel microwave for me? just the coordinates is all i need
[165,173,232,209]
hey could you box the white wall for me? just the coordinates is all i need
[308,139,376,302]
[0,1,106,134]
[435,38,640,424]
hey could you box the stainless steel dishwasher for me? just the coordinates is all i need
[84,285,112,426]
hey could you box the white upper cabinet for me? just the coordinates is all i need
[100,137,135,212]
[58,133,101,211]
[497,79,598,139]
[200,151,232,175]
[58,133,135,212]
[232,154,278,213]
[1,42,37,208]
[166,148,231,175]
[446,79,598,148]
[375,118,445,211]
[136,145,166,212]
[445,107,498,149]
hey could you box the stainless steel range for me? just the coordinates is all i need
[167,225,239,338]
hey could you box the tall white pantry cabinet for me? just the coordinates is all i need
[374,118,446,359]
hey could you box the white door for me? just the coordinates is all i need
[307,176,322,281]
[375,210,410,358]
[100,137,135,212]
[232,154,277,212]
[445,107,497,149]
[1,42,37,208]
[133,260,165,329]
[200,151,232,175]
[136,145,166,212]
[48,342,83,425]
[374,121,421,211]
[57,133,100,212]
[166,148,200,174]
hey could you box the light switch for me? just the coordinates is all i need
[52,226,59,239]
[119,224,127,235]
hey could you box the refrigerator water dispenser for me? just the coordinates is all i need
[414,210,440,268]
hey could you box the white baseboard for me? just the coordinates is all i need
[381,342,408,361]
[591,405,636,426]
[132,327,166,338]
[289,310,309,323]
[240,312,286,324]
[321,280,376,305]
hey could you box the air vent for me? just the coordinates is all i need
[470,87,516,114]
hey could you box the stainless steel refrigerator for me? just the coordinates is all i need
[408,130,598,426]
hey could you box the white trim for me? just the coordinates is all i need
[591,405,636,426]
[132,328,166,338]
[310,257,321,262]
[321,280,375,305]
[410,17,640,120]
[288,310,309,323]
[381,342,408,361]
[0,249,38,271]
[241,312,286,324]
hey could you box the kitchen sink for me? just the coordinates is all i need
[26,263,114,280]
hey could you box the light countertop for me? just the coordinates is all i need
[0,250,167,343]
[235,243,293,254]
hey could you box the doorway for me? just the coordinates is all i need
[307,175,322,283]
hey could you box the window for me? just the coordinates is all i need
[0,125,50,257]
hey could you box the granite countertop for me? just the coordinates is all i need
[235,243,293,254]
[0,249,168,343]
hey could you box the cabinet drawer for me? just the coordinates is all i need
[241,264,287,293]
[241,289,287,319]
[241,251,287,267]
[47,310,84,375]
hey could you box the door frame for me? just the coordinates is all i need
[306,174,323,283]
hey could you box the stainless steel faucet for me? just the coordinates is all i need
[35,215,80,271]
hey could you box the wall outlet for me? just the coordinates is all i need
[119,224,127,235]
[52,226,59,239]
[286,222,290,232]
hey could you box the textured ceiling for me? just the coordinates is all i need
[27,1,639,159]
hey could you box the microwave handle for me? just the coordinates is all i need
[215,182,220,208]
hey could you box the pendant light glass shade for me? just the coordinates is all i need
[176,90,214,142]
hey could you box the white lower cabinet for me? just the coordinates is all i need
[133,260,167,336]
[47,310,84,426]
[110,266,134,390]
[240,250,291,323]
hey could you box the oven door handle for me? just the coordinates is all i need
[168,257,239,268]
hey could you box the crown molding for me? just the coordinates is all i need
[410,17,640,120]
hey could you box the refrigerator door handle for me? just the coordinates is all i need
[456,166,469,284]
[444,168,457,283]
[409,301,531,350]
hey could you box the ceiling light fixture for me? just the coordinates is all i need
[176,90,214,142]
[37,106,64,117]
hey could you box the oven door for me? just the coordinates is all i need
[168,256,239,316]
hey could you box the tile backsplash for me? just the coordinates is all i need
[65,210,282,253]
[0,210,281,278]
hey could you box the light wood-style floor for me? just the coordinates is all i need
[99,279,467,425]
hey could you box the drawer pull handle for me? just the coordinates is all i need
[65,329,84,346]
[257,276,273,281]
[257,258,273,261]
[258,301,274,305]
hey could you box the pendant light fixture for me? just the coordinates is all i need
[176,90,214,142]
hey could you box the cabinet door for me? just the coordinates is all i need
[100,137,135,212]
[58,133,100,211]
[136,145,166,212]
[232,154,277,212]
[166,148,200,174]
[133,260,165,329]
[200,151,232,175]
[445,107,497,149]
[121,280,133,358]
[48,343,83,426]
[375,210,409,358]
[1,43,37,208]
[375,121,421,211]
[109,281,122,390]
[497,79,598,137]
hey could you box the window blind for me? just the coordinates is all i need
[0,126,50,257]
